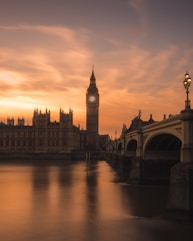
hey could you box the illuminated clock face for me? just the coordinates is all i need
[89,95,96,102]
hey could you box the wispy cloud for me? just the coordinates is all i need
[0,24,193,136]
[0,25,93,128]
[128,0,143,12]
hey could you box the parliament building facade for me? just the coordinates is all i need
[0,70,107,155]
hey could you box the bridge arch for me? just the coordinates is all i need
[125,139,137,157]
[144,128,182,150]
[144,133,182,161]
[117,142,122,152]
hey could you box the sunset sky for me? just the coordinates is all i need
[0,0,193,138]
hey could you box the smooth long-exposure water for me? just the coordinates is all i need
[0,160,192,241]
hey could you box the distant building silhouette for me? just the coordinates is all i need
[0,69,108,155]
[0,108,80,153]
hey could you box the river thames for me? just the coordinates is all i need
[0,160,192,241]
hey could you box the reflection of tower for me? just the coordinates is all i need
[32,166,50,189]
[86,68,99,149]
[32,166,50,217]
[86,162,98,221]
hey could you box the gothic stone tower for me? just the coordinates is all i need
[33,109,50,152]
[86,68,99,150]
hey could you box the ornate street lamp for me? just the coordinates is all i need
[183,72,192,110]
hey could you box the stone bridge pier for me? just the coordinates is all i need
[128,129,144,183]
[167,109,193,222]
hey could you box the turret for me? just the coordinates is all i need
[59,108,73,127]
[7,118,14,126]
[32,108,50,127]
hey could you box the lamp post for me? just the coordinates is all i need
[183,72,192,110]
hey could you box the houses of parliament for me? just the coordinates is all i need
[0,69,107,156]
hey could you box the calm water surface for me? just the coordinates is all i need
[0,160,192,241]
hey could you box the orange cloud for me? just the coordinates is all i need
[0,24,193,137]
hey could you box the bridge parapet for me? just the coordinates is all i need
[142,114,181,133]
[119,114,183,160]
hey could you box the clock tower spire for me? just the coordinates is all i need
[86,67,99,150]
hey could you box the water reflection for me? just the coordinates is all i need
[32,165,50,189]
[58,164,73,187]
[120,184,169,218]
[86,161,98,221]
[0,161,192,241]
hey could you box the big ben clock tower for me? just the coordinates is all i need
[86,68,99,149]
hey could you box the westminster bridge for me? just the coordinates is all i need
[105,107,193,221]
[107,113,182,165]
[105,109,193,182]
